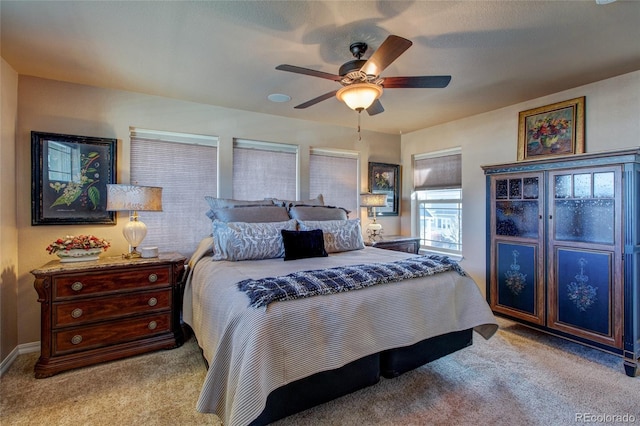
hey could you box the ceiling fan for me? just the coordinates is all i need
[276,35,451,116]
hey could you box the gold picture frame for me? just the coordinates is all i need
[517,96,585,161]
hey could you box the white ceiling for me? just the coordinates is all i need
[2,1,639,135]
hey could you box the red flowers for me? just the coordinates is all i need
[46,235,110,254]
[529,117,569,140]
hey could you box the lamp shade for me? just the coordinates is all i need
[360,193,387,208]
[336,83,383,111]
[106,185,163,212]
[106,184,163,257]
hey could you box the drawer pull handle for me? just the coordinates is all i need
[148,297,158,307]
[148,321,158,330]
[71,281,83,292]
[71,308,83,318]
[148,274,158,283]
[71,335,83,345]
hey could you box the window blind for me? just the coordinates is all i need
[130,130,218,256]
[232,140,297,200]
[413,151,462,190]
[310,149,358,216]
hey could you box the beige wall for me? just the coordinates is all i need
[1,59,19,363]
[8,70,639,357]
[400,70,640,292]
[13,76,401,347]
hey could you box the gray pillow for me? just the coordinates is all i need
[209,205,290,223]
[288,205,348,221]
[204,196,274,209]
[212,219,297,261]
[297,219,365,253]
[204,197,275,220]
[271,194,324,208]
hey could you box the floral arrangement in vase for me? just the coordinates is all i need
[46,235,110,262]
[527,116,570,148]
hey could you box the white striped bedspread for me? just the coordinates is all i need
[183,244,498,426]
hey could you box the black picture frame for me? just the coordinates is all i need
[31,131,117,225]
[368,162,400,217]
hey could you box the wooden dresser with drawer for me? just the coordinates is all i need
[31,252,186,378]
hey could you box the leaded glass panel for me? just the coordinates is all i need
[554,199,614,244]
[573,174,592,198]
[496,179,508,199]
[509,179,521,198]
[593,172,614,198]
[496,201,539,238]
[555,175,572,198]
[523,177,539,199]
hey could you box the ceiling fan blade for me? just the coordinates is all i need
[383,75,452,89]
[276,64,341,81]
[366,99,385,116]
[360,35,412,76]
[294,90,338,109]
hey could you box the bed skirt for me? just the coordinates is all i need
[249,328,473,425]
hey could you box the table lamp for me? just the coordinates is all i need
[360,192,387,241]
[107,184,162,258]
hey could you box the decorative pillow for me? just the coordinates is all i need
[271,194,324,208]
[288,205,349,221]
[204,196,274,209]
[212,219,297,261]
[281,229,328,261]
[204,197,276,220]
[208,205,290,223]
[297,219,365,253]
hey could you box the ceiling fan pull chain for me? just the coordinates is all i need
[357,111,362,141]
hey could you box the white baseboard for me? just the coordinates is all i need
[0,341,40,377]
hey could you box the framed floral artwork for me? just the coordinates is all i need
[368,162,399,216]
[517,96,585,161]
[31,131,117,225]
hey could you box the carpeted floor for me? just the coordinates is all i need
[1,318,638,425]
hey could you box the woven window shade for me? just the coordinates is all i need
[310,152,358,217]
[232,145,297,200]
[413,153,462,190]
[131,137,217,256]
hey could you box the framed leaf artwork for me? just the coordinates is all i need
[31,131,117,225]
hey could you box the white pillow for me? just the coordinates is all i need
[297,219,365,253]
[212,219,297,261]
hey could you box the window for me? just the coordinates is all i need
[232,139,297,200]
[130,129,218,256]
[413,149,462,255]
[47,141,78,182]
[309,148,359,216]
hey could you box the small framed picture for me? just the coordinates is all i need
[368,162,400,216]
[32,131,117,225]
[518,96,585,161]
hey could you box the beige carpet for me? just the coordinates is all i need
[2,318,638,426]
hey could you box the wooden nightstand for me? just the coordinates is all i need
[368,236,421,254]
[31,252,186,378]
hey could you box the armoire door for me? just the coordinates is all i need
[547,166,623,348]
[490,172,545,324]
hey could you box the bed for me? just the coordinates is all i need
[183,199,498,426]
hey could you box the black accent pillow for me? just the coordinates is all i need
[281,229,328,261]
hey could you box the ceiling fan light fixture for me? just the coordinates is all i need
[336,83,383,111]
